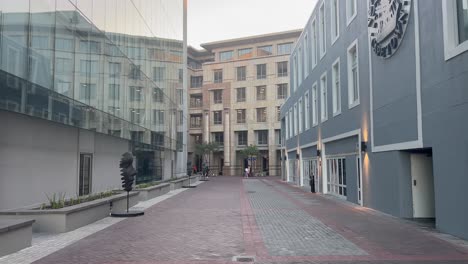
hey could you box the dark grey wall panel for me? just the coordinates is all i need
[301,146,317,159]
[325,136,359,156]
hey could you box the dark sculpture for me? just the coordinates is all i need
[120,152,136,192]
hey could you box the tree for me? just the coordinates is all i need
[239,145,259,176]
[194,141,221,176]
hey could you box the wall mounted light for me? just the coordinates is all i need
[316,149,321,157]
[296,153,300,159]
[361,141,368,153]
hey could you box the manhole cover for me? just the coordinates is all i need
[232,256,255,262]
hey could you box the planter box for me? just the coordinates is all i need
[135,183,171,201]
[0,219,34,257]
[0,192,139,233]
[170,177,190,190]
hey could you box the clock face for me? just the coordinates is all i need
[368,0,412,59]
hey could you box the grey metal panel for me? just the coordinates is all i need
[324,136,358,156]
[345,156,358,205]
[301,146,317,159]
[370,1,418,147]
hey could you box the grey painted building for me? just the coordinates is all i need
[0,1,187,211]
[281,0,468,241]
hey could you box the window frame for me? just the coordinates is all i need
[256,107,267,123]
[277,61,288,77]
[320,72,328,122]
[256,64,267,79]
[237,109,246,124]
[304,34,310,76]
[346,0,357,26]
[236,87,246,102]
[347,39,360,109]
[213,111,223,125]
[332,58,341,116]
[213,69,223,83]
[277,83,288,99]
[319,1,327,59]
[311,19,318,69]
[331,0,340,44]
[304,91,310,130]
[213,89,223,104]
[236,66,247,81]
[442,0,468,60]
[256,85,267,101]
[298,98,303,133]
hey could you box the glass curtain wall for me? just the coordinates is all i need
[0,0,186,183]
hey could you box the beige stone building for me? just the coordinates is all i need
[187,30,301,176]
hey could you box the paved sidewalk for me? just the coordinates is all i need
[7,177,468,264]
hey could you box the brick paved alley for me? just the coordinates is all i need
[30,177,468,264]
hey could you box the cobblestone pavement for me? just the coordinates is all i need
[17,177,468,264]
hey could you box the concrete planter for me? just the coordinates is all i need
[170,177,190,190]
[0,192,139,233]
[135,183,171,201]
[0,219,35,257]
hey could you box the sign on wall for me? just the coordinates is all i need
[368,0,412,59]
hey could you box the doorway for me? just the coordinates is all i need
[79,153,92,196]
[411,153,435,218]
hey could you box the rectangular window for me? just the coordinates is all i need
[153,88,165,103]
[293,55,298,91]
[212,132,224,144]
[237,131,248,146]
[332,59,341,115]
[80,60,97,76]
[108,106,120,116]
[312,83,318,125]
[299,99,303,133]
[190,76,203,88]
[190,94,203,108]
[256,130,269,145]
[237,87,246,102]
[238,48,253,59]
[213,90,223,104]
[237,109,246,123]
[298,47,303,84]
[347,41,359,107]
[289,110,293,138]
[319,2,326,58]
[130,86,144,102]
[79,83,96,100]
[177,89,183,105]
[256,64,267,79]
[237,66,246,81]
[80,40,100,54]
[257,45,273,56]
[305,92,310,129]
[327,158,347,197]
[109,62,121,77]
[55,58,71,75]
[214,69,223,83]
[346,0,357,25]
[443,0,468,60]
[178,110,183,126]
[79,154,92,196]
[277,83,288,99]
[213,111,222,125]
[277,42,293,55]
[56,38,73,51]
[277,106,281,121]
[285,115,289,139]
[294,104,298,135]
[331,0,340,42]
[178,69,184,84]
[153,110,165,125]
[130,108,144,124]
[190,114,202,128]
[31,35,49,49]
[311,19,318,68]
[109,84,120,100]
[320,74,328,121]
[277,61,288,77]
[256,86,267,100]
[153,67,165,82]
[219,50,234,61]
[127,47,143,59]
[256,108,267,122]
[275,129,282,145]
[129,64,141,80]
[56,80,70,96]
[304,35,309,75]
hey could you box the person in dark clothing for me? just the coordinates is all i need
[309,172,316,193]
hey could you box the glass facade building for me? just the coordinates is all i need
[0,0,186,185]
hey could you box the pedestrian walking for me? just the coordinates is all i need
[244,166,249,178]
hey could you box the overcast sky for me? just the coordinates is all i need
[187,0,317,49]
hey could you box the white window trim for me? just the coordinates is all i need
[289,109,293,138]
[347,39,360,109]
[293,54,298,92]
[346,0,357,27]
[304,34,309,76]
[442,0,468,60]
[332,57,341,116]
[320,72,328,122]
[285,115,289,139]
[331,0,340,45]
[304,91,310,130]
[319,1,327,60]
[298,98,303,133]
[294,103,298,136]
[312,82,319,126]
[311,18,318,70]
[298,46,303,86]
